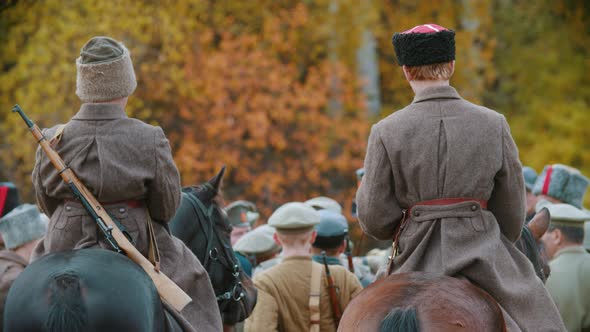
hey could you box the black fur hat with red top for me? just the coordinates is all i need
[392,23,455,67]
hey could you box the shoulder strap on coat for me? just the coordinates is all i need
[309,261,322,332]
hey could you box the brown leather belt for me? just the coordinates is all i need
[407,197,488,217]
[387,197,488,275]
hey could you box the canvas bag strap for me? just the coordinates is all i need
[309,261,322,332]
[145,209,161,272]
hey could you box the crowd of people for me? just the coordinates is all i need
[0,22,589,332]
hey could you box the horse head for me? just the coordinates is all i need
[516,207,551,282]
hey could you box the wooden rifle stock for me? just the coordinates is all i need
[321,253,342,326]
[12,104,191,312]
[345,234,355,273]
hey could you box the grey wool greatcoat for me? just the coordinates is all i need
[31,103,222,331]
[356,86,566,332]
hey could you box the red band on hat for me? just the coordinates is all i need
[0,186,8,217]
[403,24,449,34]
[542,165,553,195]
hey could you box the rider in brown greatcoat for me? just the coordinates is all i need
[356,24,565,332]
[31,36,221,331]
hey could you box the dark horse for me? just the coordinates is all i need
[338,209,551,332]
[169,167,256,324]
[4,249,184,332]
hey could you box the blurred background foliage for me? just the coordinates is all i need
[1,0,588,235]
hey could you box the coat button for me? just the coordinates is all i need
[119,207,126,213]
[65,206,72,211]
[414,210,420,217]
[471,205,478,211]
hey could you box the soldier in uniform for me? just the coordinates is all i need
[234,224,281,277]
[311,209,373,287]
[356,23,565,331]
[0,204,47,328]
[225,200,260,245]
[539,201,590,332]
[31,36,221,331]
[244,202,362,332]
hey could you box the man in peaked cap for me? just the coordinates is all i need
[225,200,260,246]
[311,210,374,287]
[245,202,362,332]
[522,166,539,221]
[539,201,590,332]
[356,23,565,331]
[0,204,47,327]
[533,164,590,209]
[31,36,221,330]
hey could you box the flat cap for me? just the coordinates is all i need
[233,224,280,255]
[268,202,320,233]
[304,196,342,214]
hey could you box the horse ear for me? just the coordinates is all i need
[527,207,551,241]
[208,166,226,193]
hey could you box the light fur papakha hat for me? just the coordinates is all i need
[76,36,137,102]
[0,204,48,249]
[533,164,590,209]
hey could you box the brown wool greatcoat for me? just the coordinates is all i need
[356,86,566,332]
[31,103,222,331]
[0,250,27,331]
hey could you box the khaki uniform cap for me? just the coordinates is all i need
[268,202,320,233]
[536,199,590,228]
[304,196,342,214]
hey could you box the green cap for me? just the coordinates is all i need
[304,196,342,214]
[313,210,348,249]
[224,200,259,228]
[268,202,320,234]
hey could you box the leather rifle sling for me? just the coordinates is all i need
[49,124,66,148]
[309,262,322,332]
[145,210,161,272]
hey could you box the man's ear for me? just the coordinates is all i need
[309,230,317,244]
[402,65,412,81]
[273,233,282,246]
[553,228,563,245]
[449,60,455,76]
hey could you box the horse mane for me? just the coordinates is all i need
[45,272,87,332]
[380,307,419,332]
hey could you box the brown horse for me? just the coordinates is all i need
[338,209,551,332]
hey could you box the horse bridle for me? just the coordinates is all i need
[184,192,245,303]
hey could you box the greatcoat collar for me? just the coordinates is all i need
[73,103,128,121]
[552,245,588,260]
[0,250,28,267]
[412,85,461,104]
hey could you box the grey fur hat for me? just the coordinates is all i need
[76,36,137,102]
[533,164,589,208]
[0,204,48,249]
